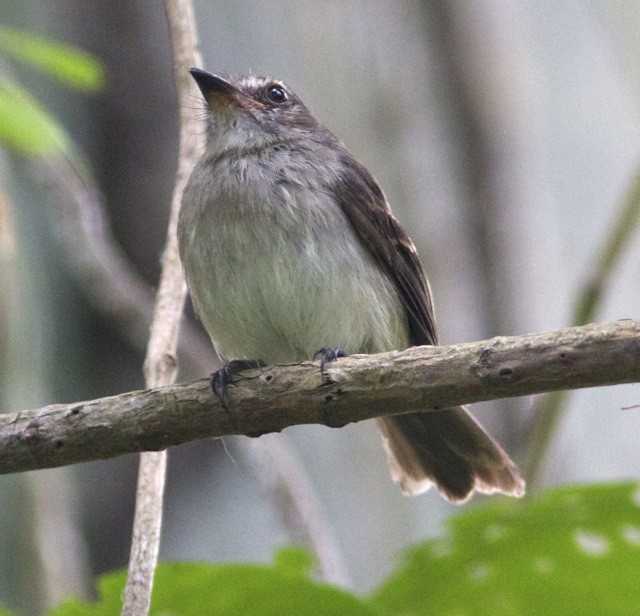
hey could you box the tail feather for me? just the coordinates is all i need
[376,407,525,503]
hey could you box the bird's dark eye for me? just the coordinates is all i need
[267,85,288,103]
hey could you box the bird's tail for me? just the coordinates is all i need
[376,407,525,503]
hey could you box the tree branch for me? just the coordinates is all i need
[2,319,638,476]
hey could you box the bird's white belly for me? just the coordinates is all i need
[184,210,408,364]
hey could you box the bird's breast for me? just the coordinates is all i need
[179,156,408,364]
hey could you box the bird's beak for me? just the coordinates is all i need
[190,69,237,97]
[189,68,244,109]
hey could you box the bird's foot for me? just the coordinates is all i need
[211,359,264,409]
[313,347,348,376]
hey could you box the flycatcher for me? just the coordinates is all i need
[178,68,525,503]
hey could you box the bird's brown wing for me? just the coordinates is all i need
[333,154,438,346]
[332,153,525,502]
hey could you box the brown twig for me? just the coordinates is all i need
[2,319,638,476]
[121,1,204,614]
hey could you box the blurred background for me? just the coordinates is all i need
[1,1,640,614]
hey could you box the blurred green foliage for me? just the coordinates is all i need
[4,482,630,616]
[0,26,104,91]
[271,545,316,578]
[49,559,380,616]
[372,482,640,615]
[0,25,103,155]
[0,81,70,154]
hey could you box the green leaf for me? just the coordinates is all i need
[0,26,104,91]
[371,482,640,615]
[50,484,640,616]
[50,561,380,616]
[0,79,71,154]
[272,546,315,577]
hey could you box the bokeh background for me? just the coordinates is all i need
[2,1,640,614]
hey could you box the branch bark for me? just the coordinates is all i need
[2,319,638,476]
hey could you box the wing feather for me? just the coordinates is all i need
[333,155,438,346]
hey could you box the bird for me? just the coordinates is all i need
[178,68,525,503]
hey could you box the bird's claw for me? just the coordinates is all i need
[313,347,348,376]
[211,359,264,409]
